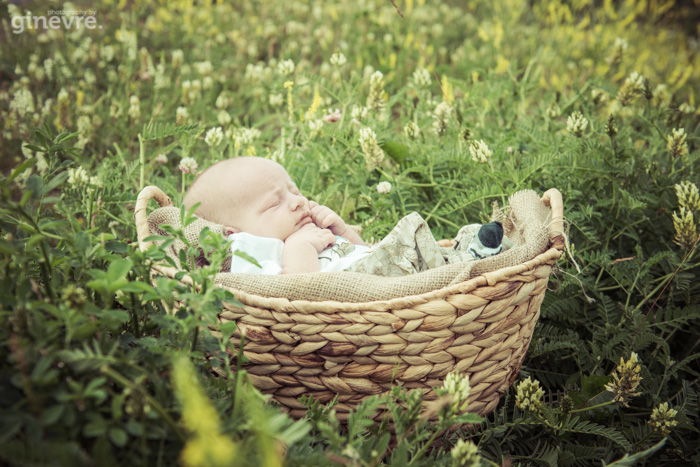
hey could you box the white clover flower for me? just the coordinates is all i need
[679,102,696,114]
[366,71,385,111]
[194,60,213,76]
[269,93,284,107]
[546,103,561,118]
[56,88,71,129]
[667,128,689,158]
[404,121,420,140]
[515,377,545,412]
[432,101,452,136]
[608,37,629,65]
[625,71,645,93]
[7,4,22,19]
[217,109,232,126]
[672,207,696,249]
[84,70,96,86]
[100,45,115,63]
[176,106,189,123]
[591,88,608,105]
[442,371,471,413]
[10,88,35,117]
[351,105,369,123]
[412,67,432,88]
[154,64,170,91]
[205,127,224,147]
[178,157,198,174]
[649,402,679,436]
[330,51,347,67]
[171,49,184,68]
[67,166,90,187]
[604,352,642,407]
[215,92,229,110]
[76,115,92,149]
[155,154,168,164]
[566,111,588,137]
[118,29,138,62]
[244,62,266,83]
[376,181,392,194]
[359,127,384,170]
[675,181,700,213]
[128,95,141,120]
[308,119,324,138]
[613,37,629,52]
[277,59,295,76]
[469,140,492,164]
[43,58,54,80]
[235,127,262,147]
[652,84,671,108]
[615,71,646,107]
[71,47,88,65]
[36,153,48,174]
[451,439,481,467]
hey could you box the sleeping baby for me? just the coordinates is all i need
[183,156,512,276]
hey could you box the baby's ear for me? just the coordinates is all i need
[225,225,240,236]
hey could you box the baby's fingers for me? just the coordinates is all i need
[311,205,332,227]
[321,228,335,247]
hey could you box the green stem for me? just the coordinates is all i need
[139,134,146,191]
[38,241,54,301]
[625,269,641,311]
[638,114,666,140]
[631,272,674,313]
[406,425,444,466]
[569,400,615,414]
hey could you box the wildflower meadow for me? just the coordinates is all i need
[1,0,699,465]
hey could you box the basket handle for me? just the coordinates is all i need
[541,188,565,250]
[134,186,173,252]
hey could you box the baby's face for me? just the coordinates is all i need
[228,160,313,241]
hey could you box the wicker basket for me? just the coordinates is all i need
[134,186,565,420]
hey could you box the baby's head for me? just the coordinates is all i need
[184,157,313,241]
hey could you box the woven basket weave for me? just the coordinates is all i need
[134,186,565,420]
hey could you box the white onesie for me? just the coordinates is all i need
[228,232,370,274]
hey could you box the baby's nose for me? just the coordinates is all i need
[291,193,307,210]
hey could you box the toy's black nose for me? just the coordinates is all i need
[477,221,503,248]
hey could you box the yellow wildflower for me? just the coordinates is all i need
[604,352,642,407]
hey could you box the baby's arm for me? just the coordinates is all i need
[281,223,336,274]
[309,201,365,246]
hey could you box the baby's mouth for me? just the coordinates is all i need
[297,213,312,225]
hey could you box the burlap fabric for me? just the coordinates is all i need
[146,190,551,302]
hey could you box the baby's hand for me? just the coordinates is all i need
[286,223,335,253]
[310,201,347,235]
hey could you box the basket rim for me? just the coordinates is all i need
[134,185,565,313]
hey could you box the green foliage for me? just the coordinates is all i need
[1,0,700,465]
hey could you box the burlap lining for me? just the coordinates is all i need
[146,190,551,302]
